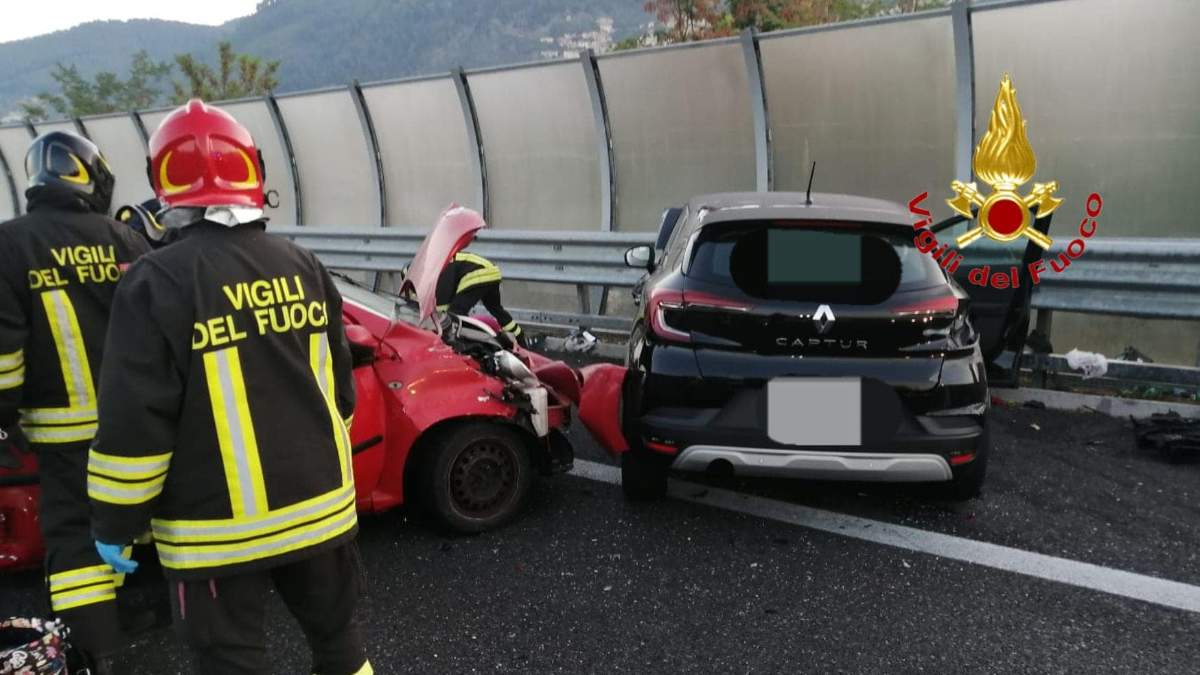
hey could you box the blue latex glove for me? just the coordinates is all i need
[95,541,138,574]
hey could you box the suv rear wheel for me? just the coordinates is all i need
[621,449,671,501]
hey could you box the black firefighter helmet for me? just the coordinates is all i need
[23,131,115,215]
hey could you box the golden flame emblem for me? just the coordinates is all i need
[948,74,1061,249]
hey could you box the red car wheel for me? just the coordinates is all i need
[422,422,533,534]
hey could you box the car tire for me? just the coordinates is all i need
[621,450,671,501]
[942,423,990,501]
[421,421,533,534]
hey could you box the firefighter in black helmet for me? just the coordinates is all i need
[0,131,151,673]
[114,197,178,249]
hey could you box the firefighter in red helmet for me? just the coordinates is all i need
[87,100,371,675]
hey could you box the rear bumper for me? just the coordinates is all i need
[673,445,952,482]
[635,406,984,482]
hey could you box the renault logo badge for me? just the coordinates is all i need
[813,304,835,334]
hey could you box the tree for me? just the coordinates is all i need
[628,0,951,45]
[19,51,172,121]
[170,41,280,104]
[642,0,727,43]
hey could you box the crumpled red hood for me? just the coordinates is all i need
[400,205,487,324]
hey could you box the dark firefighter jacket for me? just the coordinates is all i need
[0,191,152,442]
[435,251,502,314]
[88,221,357,580]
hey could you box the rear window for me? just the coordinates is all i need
[687,222,943,302]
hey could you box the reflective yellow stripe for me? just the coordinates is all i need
[344,415,354,430]
[88,449,172,480]
[456,267,501,294]
[502,320,519,332]
[30,291,98,440]
[0,349,22,371]
[0,365,23,390]
[348,661,374,675]
[19,406,96,424]
[51,584,116,612]
[87,472,166,505]
[510,325,522,336]
[23,422,98,444]
[113,545,133,588]
[155,502,357,570]
[204,348,269,517]
[310,333,353,487]
[48,564,113,589]
[49,565,118,611]
[152,483,355,544]
[42,290,96,410]
[454,252,494,269]
[436,304,450,312]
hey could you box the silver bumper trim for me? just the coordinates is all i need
[673,445,953,482]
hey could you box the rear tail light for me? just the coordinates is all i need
[648,288,688,341]
[647,288,752,343]
[892,292,961,318]
[644,439,680,455]
[948,450,977,466]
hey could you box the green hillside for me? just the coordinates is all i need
[0,0,649,117]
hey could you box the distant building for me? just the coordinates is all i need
[539,16,616,59]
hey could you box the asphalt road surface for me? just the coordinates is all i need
[3,403,1199,674]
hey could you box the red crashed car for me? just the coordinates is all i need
[0,207,628,570]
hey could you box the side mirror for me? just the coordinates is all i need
[346,324,375,348]
[624,245,655,270]
[345,324,378,367]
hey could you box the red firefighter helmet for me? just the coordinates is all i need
[147,99,264,210]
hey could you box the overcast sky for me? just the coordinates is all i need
[0,0,260,44]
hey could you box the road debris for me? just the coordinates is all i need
[1065,348,1108,379]
[1132,411,1200,463]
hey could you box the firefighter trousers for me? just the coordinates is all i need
[36,440,124,659]
[449,281,527,346]
[168,543,371,675]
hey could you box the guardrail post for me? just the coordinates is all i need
[0,145,19,217]
[951,0,976,183]
[740,28,772,192]
[453,68,488,221]
[265,94,303,226]
[1035,309,1053,337]
[23,120,37,139]
[581,50,616,319]
[72,117,90,140]
[348,80,387,227]
[580,50,615,233]
[130,111,150,152]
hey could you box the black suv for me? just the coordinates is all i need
[620,192,1046,501]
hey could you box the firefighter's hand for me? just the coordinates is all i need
[95,541,138,574]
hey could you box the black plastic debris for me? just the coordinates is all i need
[1132,411,1200,463]
[1117,345,1154,363]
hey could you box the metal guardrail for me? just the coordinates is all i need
[272,226,652,288]
[969,238,1200,322]
[276,227,1200,335]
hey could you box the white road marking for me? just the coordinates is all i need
[569,459,1200,614]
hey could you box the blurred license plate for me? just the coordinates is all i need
[767,378,861,446]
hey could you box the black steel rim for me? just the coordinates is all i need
[448,439,518,519]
